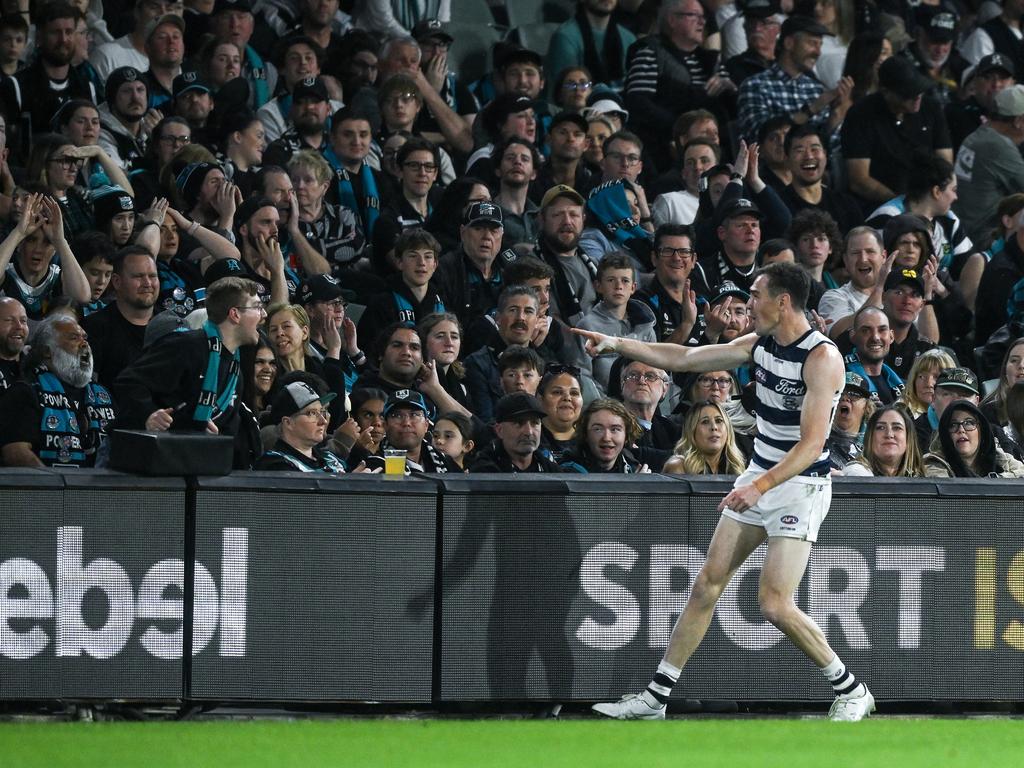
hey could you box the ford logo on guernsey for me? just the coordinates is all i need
[781,515,799,525]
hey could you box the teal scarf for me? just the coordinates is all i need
[194,321,240,428]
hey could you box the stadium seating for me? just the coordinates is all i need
[449,0,503,27]
[503,0,574,28]
[508,22,562,57]
[447,22,506,84]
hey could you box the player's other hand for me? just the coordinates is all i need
[718,483,762,514]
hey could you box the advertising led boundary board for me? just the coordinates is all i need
[0,471,187,700]
[188,474,437,703]
[432,476,1024,703]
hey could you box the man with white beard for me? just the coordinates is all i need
[0,313,116,467]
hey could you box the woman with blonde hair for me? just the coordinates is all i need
[266,302,347,429]
[663,400,746,476]
[900,348,957,417]
[844,405,926,477]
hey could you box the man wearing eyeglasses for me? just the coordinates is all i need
[352,389,458,474]
[637,223,709,344]
[618,359,680,456]
[624,0,734,171]
[114,277,264,466]
[372,137,442,259]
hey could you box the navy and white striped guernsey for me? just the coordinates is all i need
[750,329,839,477]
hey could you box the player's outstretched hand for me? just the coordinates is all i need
[572,328,617,357]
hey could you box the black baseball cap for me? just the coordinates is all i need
[173,70,211,98]
[878,56,933,99]
[292,76,329,103]
[549,110,588,134]
[384,389,430,417]
[739,0,780,19]
[497,46,543,71]
[235,196,276,231]
[976,53,1015,78]
[712,280,750,304]
[935,367,979,396]
[463,201,503,227]
[411,18,453,44]
[213,0,253,16]
[716,197,764,225]
[780,15,828,39]
[916,6,957,44]
[298,274,345,305]
[884,268,926,296]
[494,392,547,422]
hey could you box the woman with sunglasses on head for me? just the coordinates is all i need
[923,399,1024,478]
[843,404,925,477]
[538,363,584,462]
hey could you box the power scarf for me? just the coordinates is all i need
[323,145,380,238]
[194,321,240,429]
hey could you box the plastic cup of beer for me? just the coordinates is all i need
[384,449,406,476]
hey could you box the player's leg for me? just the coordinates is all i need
[592,516,766,719]
[758,536,875,721]
[663,516,768,669]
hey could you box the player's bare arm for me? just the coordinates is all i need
[719,342,845,514]
[573,328,758,373]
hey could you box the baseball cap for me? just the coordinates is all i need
[497,46,543,71]
[549,110,588,134]
[739,0,780,19]
[976,53,1015,79]
[270,381,337,422]
[712,280,750,304]
[411,18,453,44]
[292,76,329,103]
[935,367,979,396]
[540,184,585,209]
[878,56,933,99]
[584,98,630,123]
[483,93,535,137]
[994,85,1024,118]
[144,310,190,348]
[174,70,211,98]
[213,0,253,16]
[844,372,871,398]
[494,392,547,422]
[298,274,345,305]
[716,197,764,225]
[884,268,926,295]
[780,15,828,39]
[203,257,247,286]
[383,389,429,417]
[463,200,503,227]
[106,66,145,98]
[916,6,957,43]
[143,13,185,42]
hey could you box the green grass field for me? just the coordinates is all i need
[3,719,1023,768]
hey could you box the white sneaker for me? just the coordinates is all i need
[828,686,875,722]
[592,693,666,720]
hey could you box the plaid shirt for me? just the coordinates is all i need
[737,63,828,142]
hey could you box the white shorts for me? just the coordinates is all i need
[720,467,832,543]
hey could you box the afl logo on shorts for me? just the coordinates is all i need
[781,515,799,525]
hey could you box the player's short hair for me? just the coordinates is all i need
[758,261,810,311]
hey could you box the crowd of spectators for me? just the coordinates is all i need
[0,0,1022,480]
